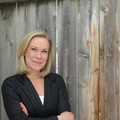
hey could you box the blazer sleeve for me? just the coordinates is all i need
[56,75,71,114]
[1,78,58,120]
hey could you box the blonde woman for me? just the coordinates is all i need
[2,30,75,120]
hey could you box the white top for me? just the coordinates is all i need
[39,96,44,105]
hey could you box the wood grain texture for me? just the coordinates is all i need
[99,1,105,120]
[101,0,118,120]
[116,0,120,119]
[0,0,33,3]
[57,1,78,119]
[0,3,16,120]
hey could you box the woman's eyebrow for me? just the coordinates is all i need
[30,46,49,50]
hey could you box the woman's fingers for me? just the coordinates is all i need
[58,111,75,120]
[20,102,28,116]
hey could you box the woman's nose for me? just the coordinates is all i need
[36,51,42,59]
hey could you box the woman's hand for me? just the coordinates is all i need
[20,102,28,116]
[57,111,75,120]
[20,102,75,120]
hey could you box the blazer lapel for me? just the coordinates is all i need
[23,74,45,115]
[43,74,57,114]
[19,74,56,116]
[43,75,51,111]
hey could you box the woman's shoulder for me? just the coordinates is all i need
[2,74,25,85]
[46,73,64,83]
[46,72,63,78]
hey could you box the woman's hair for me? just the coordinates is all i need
[16,30,54,77]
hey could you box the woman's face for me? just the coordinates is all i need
[25,37,49,73]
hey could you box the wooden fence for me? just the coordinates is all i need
[0,0,119,120]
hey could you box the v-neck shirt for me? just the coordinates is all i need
[39,96,44,105]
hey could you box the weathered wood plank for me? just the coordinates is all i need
[99,1,106,120]
[16,1,37,42]
[0,3,17,120]
[0,0,58,4]
[90,0,99,119]
[0,0,32,3]
[77,0,99,120]
[77,0,92,119]
[57,0,78,119]
[101,0,118,120]
[116,0,120,119]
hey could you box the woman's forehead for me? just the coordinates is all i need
[28,37,49,48]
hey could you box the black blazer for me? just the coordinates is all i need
[2,73,71,120]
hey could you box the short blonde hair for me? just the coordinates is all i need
[16,30,54,77]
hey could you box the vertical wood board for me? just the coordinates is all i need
[57,0,78,118]
[0,3,17,120]
[102,0,118,119]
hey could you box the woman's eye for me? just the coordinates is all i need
[42,50,48,53]
[31,48,37,51]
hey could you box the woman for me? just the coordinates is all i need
[2,30,75,120]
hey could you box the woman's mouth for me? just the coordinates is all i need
[33,61,42,64]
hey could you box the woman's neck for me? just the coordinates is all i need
[27,71,42,80]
